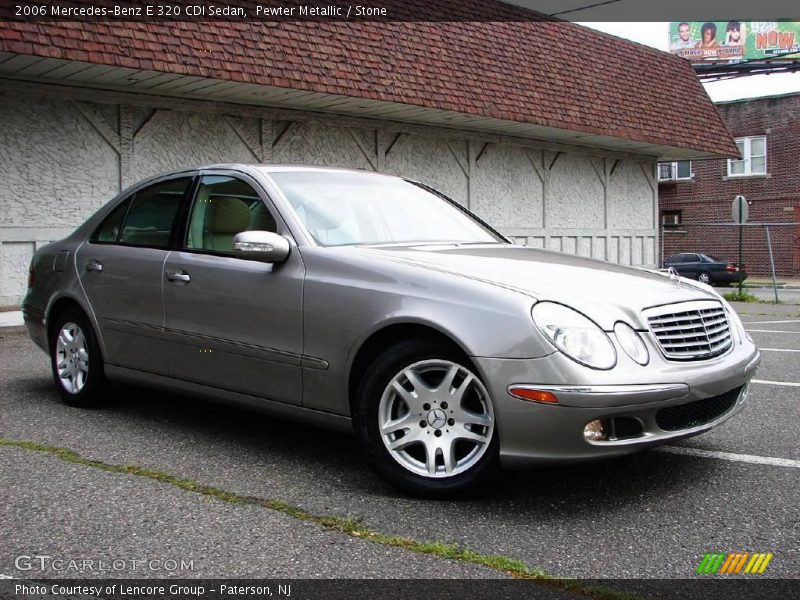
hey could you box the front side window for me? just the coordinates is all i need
[728,136,767,177]
[118,178,192,248]
[268,170,502,247]
[185,175,278,254]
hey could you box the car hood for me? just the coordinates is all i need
[354,244,719,330]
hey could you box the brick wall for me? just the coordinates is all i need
[659,93,800,276]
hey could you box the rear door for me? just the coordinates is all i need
[162,171,304,405]
[76,175,195,374]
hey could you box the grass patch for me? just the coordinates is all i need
[0,438,642,600]
[723,290,764,303]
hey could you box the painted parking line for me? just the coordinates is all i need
[657,446,800,469]
[752,379,800,388]
[742,320,800,325]
[0,575,15,579]
[760,348,800,353]
[746,329,800,334]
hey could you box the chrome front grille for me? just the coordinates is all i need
[644,301,732,361]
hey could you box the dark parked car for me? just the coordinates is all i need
[664,253,747,286]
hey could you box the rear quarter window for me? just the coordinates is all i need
[90,196,132,243]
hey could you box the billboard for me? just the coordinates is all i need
[669,21,800,63]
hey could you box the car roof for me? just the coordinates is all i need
[201,164,396,176]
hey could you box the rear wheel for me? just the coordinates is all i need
[355,339,498,497]
[49,308,109,407]
[698,271,711,285]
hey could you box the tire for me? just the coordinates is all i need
[354,339,498,497]
[49,307,109,407]
[698,271,711,285]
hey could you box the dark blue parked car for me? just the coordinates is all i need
[664,253,747,286]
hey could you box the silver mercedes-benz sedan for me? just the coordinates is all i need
[23,165,760,496]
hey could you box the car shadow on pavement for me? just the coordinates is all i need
[80,381,716,512]
[5,363,718,516]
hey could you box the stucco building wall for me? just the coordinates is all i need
[0,85,658,306]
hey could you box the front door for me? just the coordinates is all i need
[681,253,702,279]
[162,172,304,405]
[76,176,194,374]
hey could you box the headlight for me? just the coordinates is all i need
[531,302,616,370]
[614,322,649,365]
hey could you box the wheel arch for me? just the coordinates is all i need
[347,321,473,415]
[46,296,95,353]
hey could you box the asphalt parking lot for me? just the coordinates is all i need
[0,301,797,588]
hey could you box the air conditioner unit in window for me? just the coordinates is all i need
[661,213,680,226]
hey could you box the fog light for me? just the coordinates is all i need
[583,419,607,442]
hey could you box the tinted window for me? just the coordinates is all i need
[119,178,192,248]
[91,195,132,243]
[666,255,685,264]
[185,175,277,254]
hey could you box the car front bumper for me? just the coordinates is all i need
[473,338,760,468]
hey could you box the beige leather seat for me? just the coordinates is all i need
[204,197,251,252]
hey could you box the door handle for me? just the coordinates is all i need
[85,260,103,272]
[165,269,191,283]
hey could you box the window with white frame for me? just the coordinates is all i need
[657,160,692,181]
[728,136,767,177]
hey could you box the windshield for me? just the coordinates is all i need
[267,170,503,247]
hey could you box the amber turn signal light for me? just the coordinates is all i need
[508,387,559,404]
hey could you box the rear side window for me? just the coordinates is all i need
[91,196,132,243]
[119,178,192,248]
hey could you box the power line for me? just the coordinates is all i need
[548,0,621,17]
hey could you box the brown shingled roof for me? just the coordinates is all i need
[0,2,738,158]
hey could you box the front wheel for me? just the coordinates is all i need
[49,307,109,407]
[355,340,498,497]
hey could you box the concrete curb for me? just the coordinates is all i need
[0,310,24,330]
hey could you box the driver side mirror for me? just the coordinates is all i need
[233,231,291,263]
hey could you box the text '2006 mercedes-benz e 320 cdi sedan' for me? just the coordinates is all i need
[24,165,760,496]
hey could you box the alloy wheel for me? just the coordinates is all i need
[378,359,494,478]
[55,322,89,394]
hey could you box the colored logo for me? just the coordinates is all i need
[697,552,773,575]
